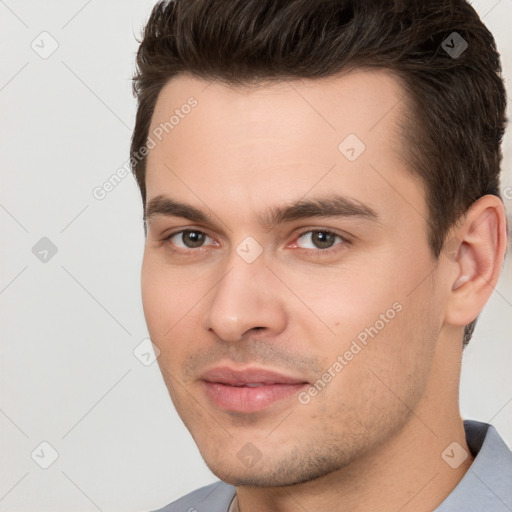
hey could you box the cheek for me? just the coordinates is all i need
[281,249,437,382]
[275,253,403,338]
[141,254,167,335]
[142,252,195,317]
[312,303,437,435]
[141,254,188,344]
[141,252,213,362]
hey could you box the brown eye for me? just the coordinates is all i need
[296,231,343,250]
[169,230,210,249]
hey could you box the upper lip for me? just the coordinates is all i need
[200,366,309,386]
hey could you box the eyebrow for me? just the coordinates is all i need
[144,193,380,229]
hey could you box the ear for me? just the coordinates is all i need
[443,195,508,328]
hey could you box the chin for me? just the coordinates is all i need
[200,446,350,488]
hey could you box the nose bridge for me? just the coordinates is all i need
[204,249,286,342]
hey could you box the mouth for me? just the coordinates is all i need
[200,366,309,413]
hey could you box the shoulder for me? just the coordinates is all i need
[149,481,236,512]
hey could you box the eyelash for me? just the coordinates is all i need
[161,229,216,254]
[292,229,349,256]
[161,228,350,257]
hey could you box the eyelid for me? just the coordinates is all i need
[161,227,218,251]
[162,226,213,240]
[290,227,350,246]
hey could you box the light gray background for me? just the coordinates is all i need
[1,1,511,511]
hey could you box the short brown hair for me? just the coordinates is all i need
[131,0,507,346]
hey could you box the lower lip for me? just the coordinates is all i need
[202,381,307,413]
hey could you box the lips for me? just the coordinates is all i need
[200,366,309,413]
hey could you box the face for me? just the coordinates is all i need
[141,69,447,486]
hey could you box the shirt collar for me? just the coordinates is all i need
[435,420,512,511]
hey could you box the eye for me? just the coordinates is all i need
[166,229,214,249]
[295,230,345,250]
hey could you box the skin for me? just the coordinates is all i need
[141,69,507,512]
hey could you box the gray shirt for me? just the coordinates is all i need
[151,420,512,511]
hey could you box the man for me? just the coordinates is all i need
[130,0,512,510]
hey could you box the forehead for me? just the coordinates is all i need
[145,69,425,227]
[149,68,407,142]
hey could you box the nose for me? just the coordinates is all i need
[203,253,288,343]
